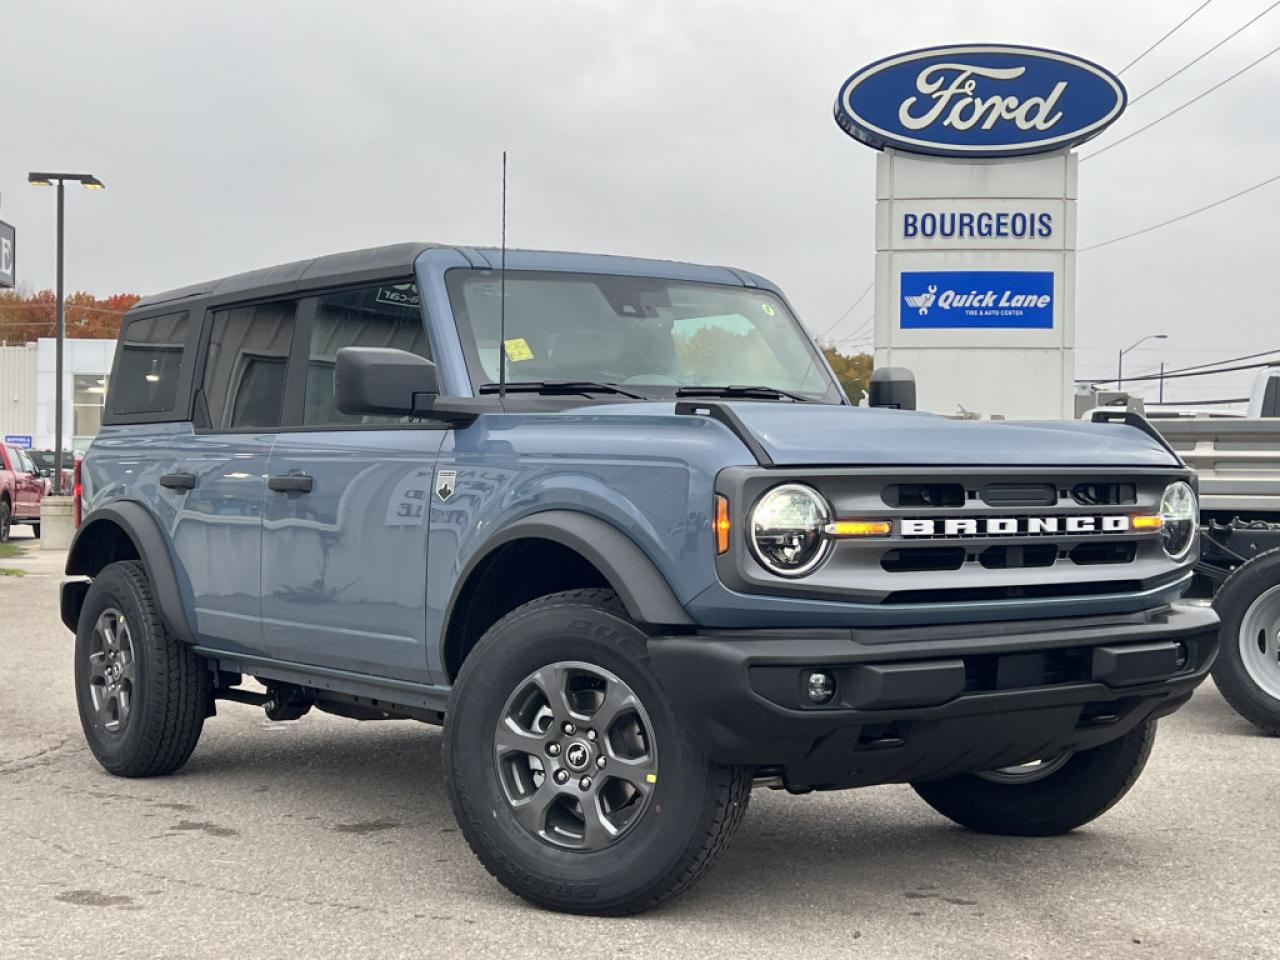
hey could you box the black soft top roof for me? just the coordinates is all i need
[132,242,440,310]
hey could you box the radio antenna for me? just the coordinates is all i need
[498,150,508,403]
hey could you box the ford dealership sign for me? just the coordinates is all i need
[834,44,1126,157]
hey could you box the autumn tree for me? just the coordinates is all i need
[0,289,139,345]
[822,345,873,403]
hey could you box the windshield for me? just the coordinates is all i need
[445,269,840,402]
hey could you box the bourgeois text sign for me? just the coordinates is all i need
[834,44,1125,157]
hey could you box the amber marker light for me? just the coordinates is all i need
[825,520,892,537]
[715,495,731,554]
[1131,515,1164,531]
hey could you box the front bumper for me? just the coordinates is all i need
[647,602,1219,790]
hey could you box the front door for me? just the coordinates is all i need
[260,281,444,683]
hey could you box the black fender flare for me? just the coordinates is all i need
[64,501,196,644]
[445,510,694,629]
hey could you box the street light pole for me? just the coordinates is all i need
[55,180,64,494]
[1117,333,1168,394]
[28,171,104,495]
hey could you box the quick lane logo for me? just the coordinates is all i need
[902,515,1132,537]
[900,270,1053,330]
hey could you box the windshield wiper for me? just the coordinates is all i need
[479,380,648,400]
[674,384,812,403]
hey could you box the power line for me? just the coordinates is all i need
[1130,0,1280,105]
[1082,347,1280,384]
[1117,0,1216,73]
[829,314,874,346]
[1087,358,1279,386]
[817,280,873,339]
[1079,172,1280,251]
[1084,41,1280,161]
[0,302,130,315]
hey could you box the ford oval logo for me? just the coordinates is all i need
[834,44,1126,157]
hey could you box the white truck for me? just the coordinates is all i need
[1147,367,1280,733]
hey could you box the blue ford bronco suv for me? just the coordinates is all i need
[64,243,1218,914]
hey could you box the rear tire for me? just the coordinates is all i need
[29,521,40,539]
[912,719,1155,836]
[444,588,751,915]
[1211,551,1280,735]
[74,560,209,777]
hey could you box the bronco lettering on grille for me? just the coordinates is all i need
[900,515,1131,537]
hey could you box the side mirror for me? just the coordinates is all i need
[335,347,439,417]
[868,366,917,410]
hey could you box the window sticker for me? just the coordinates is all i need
[761,303,776,316]
[375,285,420,309]
[503,337,534,362]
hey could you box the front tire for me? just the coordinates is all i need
[912,719,1155,836]
[0,499,10,542]
[74,560,209,777]
[444,589,751,915]
[1211,551,1280,735]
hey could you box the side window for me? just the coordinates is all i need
[201,301,297,430]
[302,282,429,426]
[110,312,190,416]
[17,449,35,473]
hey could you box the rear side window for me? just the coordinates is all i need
[303,282,429,426]
[110,312,190,416]
[201,301,297,430]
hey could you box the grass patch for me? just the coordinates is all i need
[0,542,23,560]
[0,567,24,577]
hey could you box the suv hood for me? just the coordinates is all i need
[714,403,1178,467]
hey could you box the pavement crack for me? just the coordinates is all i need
[0,737,73,776]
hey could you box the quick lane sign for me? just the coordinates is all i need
[0,220,14,289]
[901,270,1053,329]
[834,44,1126,157]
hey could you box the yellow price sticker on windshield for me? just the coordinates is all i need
[761,303,776,316]
[504,337,534,362]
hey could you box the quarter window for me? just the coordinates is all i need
[109,312,189,416]
[201,301,297,430]
[302,282,429,426]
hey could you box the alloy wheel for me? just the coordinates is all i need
[494,660,658,851]
[86,607,136,734]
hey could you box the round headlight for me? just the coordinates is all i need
[1159,481,1197,560]
[749,484,831,577]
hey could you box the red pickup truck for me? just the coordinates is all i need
[0,443,45,541]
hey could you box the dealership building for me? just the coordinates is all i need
[0,337,116,451]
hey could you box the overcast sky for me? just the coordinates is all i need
[2,0,1277,405]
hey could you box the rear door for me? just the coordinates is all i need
[165,300,297,655]
[260,281,445,683]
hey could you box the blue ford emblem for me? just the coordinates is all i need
[834,44,1126,157]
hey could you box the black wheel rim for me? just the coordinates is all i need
[494,660,658,851]
[86,607,136,734]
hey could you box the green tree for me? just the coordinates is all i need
[822,346,873,403]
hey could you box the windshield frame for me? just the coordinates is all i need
[443,267,844,405]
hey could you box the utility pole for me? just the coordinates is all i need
[1158,361,1165,404]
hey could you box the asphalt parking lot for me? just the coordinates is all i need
[1,529,1276,960]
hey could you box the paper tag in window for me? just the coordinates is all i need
[503,338,534,362]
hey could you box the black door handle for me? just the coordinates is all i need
[159,472,197,491]
[268,474,314,494]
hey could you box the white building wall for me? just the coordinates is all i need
[0,342,39,441]
[33,338,117,450]
[873,148,1077,419]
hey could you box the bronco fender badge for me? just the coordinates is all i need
[435,469,457,501]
